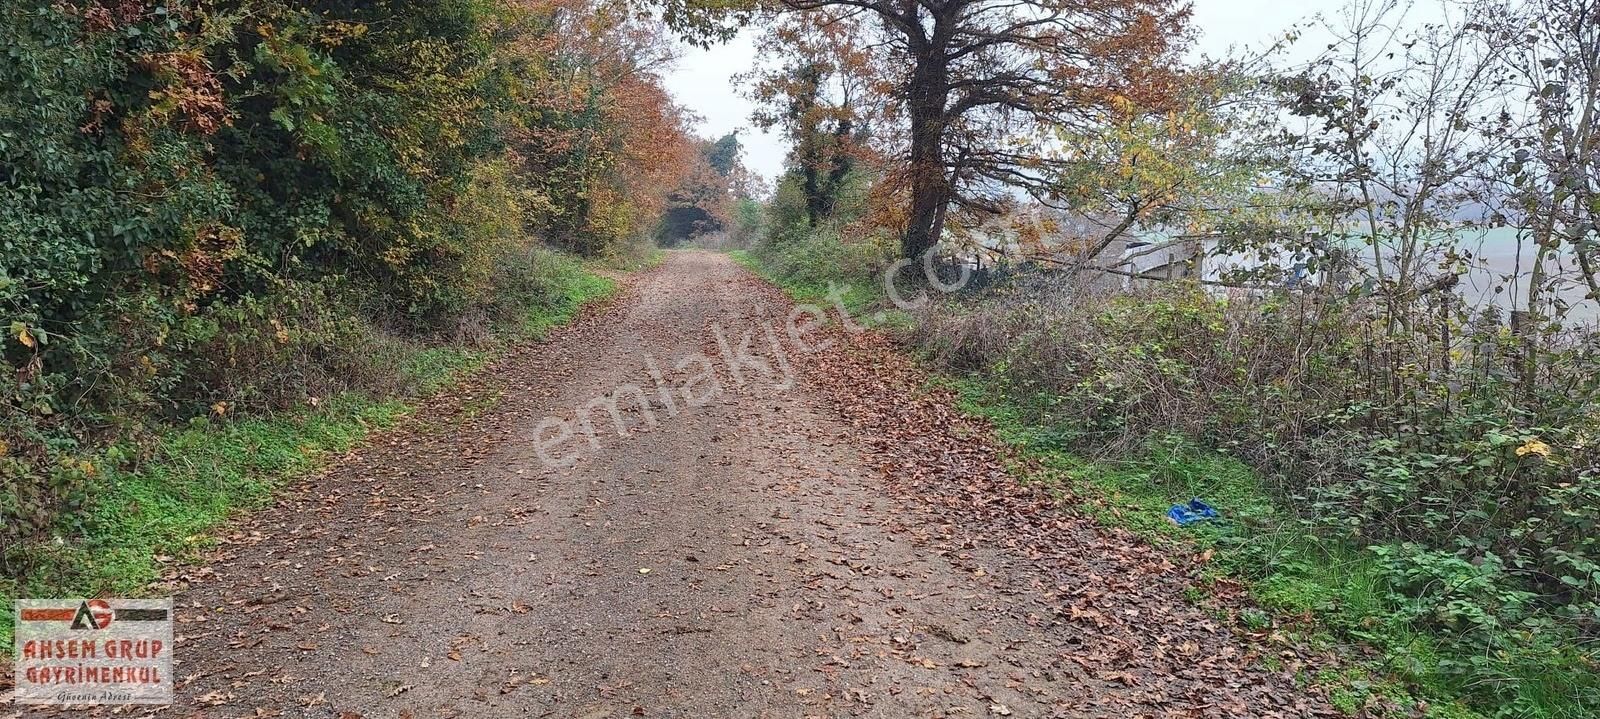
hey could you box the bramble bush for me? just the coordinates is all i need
[911,273,1600,714]
[740,126,1600,710]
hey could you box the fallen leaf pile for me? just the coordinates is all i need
[729,272,1346,718]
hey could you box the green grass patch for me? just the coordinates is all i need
[403,347,492,394]
[939,377,1556,719]
[729,247,898,324]
[1,259,618,655]
[522,268,616,339]
[0,395,408,652]
[601,241,665,273]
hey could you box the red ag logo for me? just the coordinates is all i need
[20,600,169,630]
[19,600,115,630]
[71,599,115,630]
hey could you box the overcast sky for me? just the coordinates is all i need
[661,0,1353,182]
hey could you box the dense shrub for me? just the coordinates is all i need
[912,272,1600,703]
[737,166,894,305]
[1,0,688,573]
[749,231,889,290]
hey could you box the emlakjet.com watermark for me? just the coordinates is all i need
[531,249,972,470]
[13,599,174,705]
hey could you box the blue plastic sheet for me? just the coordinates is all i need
[1167,499,1219,526]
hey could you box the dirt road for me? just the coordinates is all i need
[30,252,1335,718]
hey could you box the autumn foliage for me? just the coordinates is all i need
[750,0,1194,258]
[0,0,697,564]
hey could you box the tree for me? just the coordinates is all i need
[767,0,1193,259]
[656,133,755,245]
[743,11,877,229]
[1041,66,1282,271]
[705,132,744,177]
[1277,0,1520,328]
[0,0,705,555]
[1501,0,1600,306]
[652,0,753,45]
[499,0,700,256]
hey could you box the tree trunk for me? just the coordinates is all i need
[803,162,824,227]
[903,49,948,260]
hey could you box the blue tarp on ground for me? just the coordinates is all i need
[1167,499,1219,526]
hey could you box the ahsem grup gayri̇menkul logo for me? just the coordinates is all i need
[13,598,174,705]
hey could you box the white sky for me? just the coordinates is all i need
[661,0,1352,182]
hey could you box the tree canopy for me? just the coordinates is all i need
[752,0,1195,258]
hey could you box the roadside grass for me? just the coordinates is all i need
[603,239,666,273]
[728,249,863,306]
[3,396,412,631]
[402,347,493,395]
[0,259,617,655]
[522,267,617,339]
[734,243,1591,719]
[729,248,906,327]
[943,377,1596,719]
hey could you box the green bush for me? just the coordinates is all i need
[0,0,653,582]
[914,277,1600,716]
[737,179,895,313]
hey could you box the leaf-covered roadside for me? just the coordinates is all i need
[732,263,1345,717]
[734,241,1595,718]
[0,258,619,656]
[1,0,696,580]
[910,284,1600,719]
